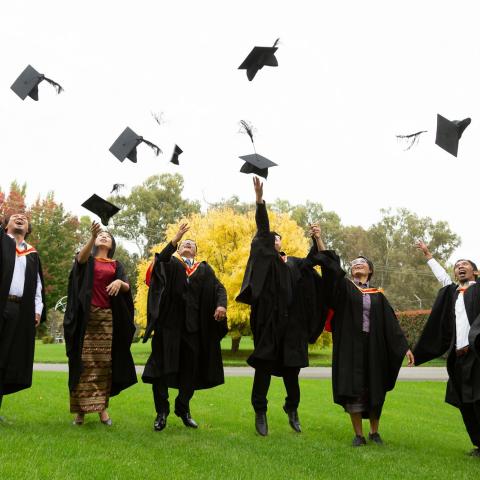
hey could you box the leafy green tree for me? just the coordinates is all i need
[28,193,82,310]
[109,174,200,257]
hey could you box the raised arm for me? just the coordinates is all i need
[156,223,190,262]
[309,224,326,251]
[253,176,270,235]
[77,222,102,264]
[415,240,452,287]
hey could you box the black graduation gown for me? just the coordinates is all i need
[414,281,480,407]
[0,229,46,395]
[236,202,328,376]
[316,250,409,414]
[63,256,137,397]
[142,242,228,390]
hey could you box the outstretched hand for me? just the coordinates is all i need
[415,240,432,260]
[309,223,321,239]
[172,223,190,246]
[90,221,102,240]
[253,176,263,203]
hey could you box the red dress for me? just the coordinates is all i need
[91,258,117,308]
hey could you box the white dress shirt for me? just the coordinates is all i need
[7,235,43,316]
[427,258,473,349]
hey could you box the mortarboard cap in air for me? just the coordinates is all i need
[109,127,161,163]
[11,64,64,101]
[81,194,120,226]
[435,114,471,157]
[238,39,279,81]
[170,145,183,165]
[239,153,277,179]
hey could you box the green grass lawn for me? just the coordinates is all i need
[34,338,445,367]
[34,337,334,367]
[0,374,477,479]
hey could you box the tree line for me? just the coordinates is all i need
[0,174,460,338]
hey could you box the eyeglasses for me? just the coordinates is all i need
[350,258,368,267]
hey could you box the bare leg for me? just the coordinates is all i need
[99,409,110,422]
[350,413,363,436]
[369,415,379,434]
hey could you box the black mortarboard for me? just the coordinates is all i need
[435,114,471,157]
[239,154,277,179]
[81,194,120,226]
[238,39,279,81]
[11,64,64,101]
[109,127,161,163]
[169,145,183,165]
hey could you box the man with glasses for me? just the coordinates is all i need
[142,223,227,431]
[237,177,328,436]
[0,213,45,421]
[415,241,480,457]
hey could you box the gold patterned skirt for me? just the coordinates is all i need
[70,306,113,414]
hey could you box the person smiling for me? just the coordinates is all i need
[142,224,227,431]
[64,222,137,426]
[0,212,45,420]
[414,241,480,457]
[312,242,414,447]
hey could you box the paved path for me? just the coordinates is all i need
[33,363,448,381]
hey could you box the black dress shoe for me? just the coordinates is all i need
[255,412,268,436]
[352,435,367,447]
[368,432,383,445]
[283,406,301,433]
[177,412,198,428]
[154,412,168,431]
[469,448,480,457]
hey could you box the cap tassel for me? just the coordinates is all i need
[396,130,427,151]
[239,120,257,153]
[272,38,280,48]
[42,76,64,94]
[141,138,162,156]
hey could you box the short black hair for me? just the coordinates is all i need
[92,231,116,259]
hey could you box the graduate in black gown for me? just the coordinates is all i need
[236,177,328,436]
[142,223,228,431]
[415,241,480,457]
[63,222,137,426]
[313,240,414,446]
[0,213,45,420]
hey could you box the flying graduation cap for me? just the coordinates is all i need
[109,127,162,163]
[11,64,64,101]
[239,154,277,179]
[238,38,280,81]
[238,120,277,178]
[81,194,120,226]
[435,114,471,157]
[169,145,183,165]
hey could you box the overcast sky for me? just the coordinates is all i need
[2,0,479,261]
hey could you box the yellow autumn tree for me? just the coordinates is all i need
[135,207,331,348]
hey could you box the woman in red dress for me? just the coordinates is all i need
[64,222,137,426]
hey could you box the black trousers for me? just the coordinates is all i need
[152,334,199,416]
[251,367,301,413]
[454,353,480,447]
[0,301,21,404]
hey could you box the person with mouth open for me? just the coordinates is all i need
[142,223,228,432]
[414,241,480,458]
[0,212,45,422]
[64,222,137,427]
[310,242,414,447]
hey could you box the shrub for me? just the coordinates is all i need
[42,335,55,344]
[396,310,431,348]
